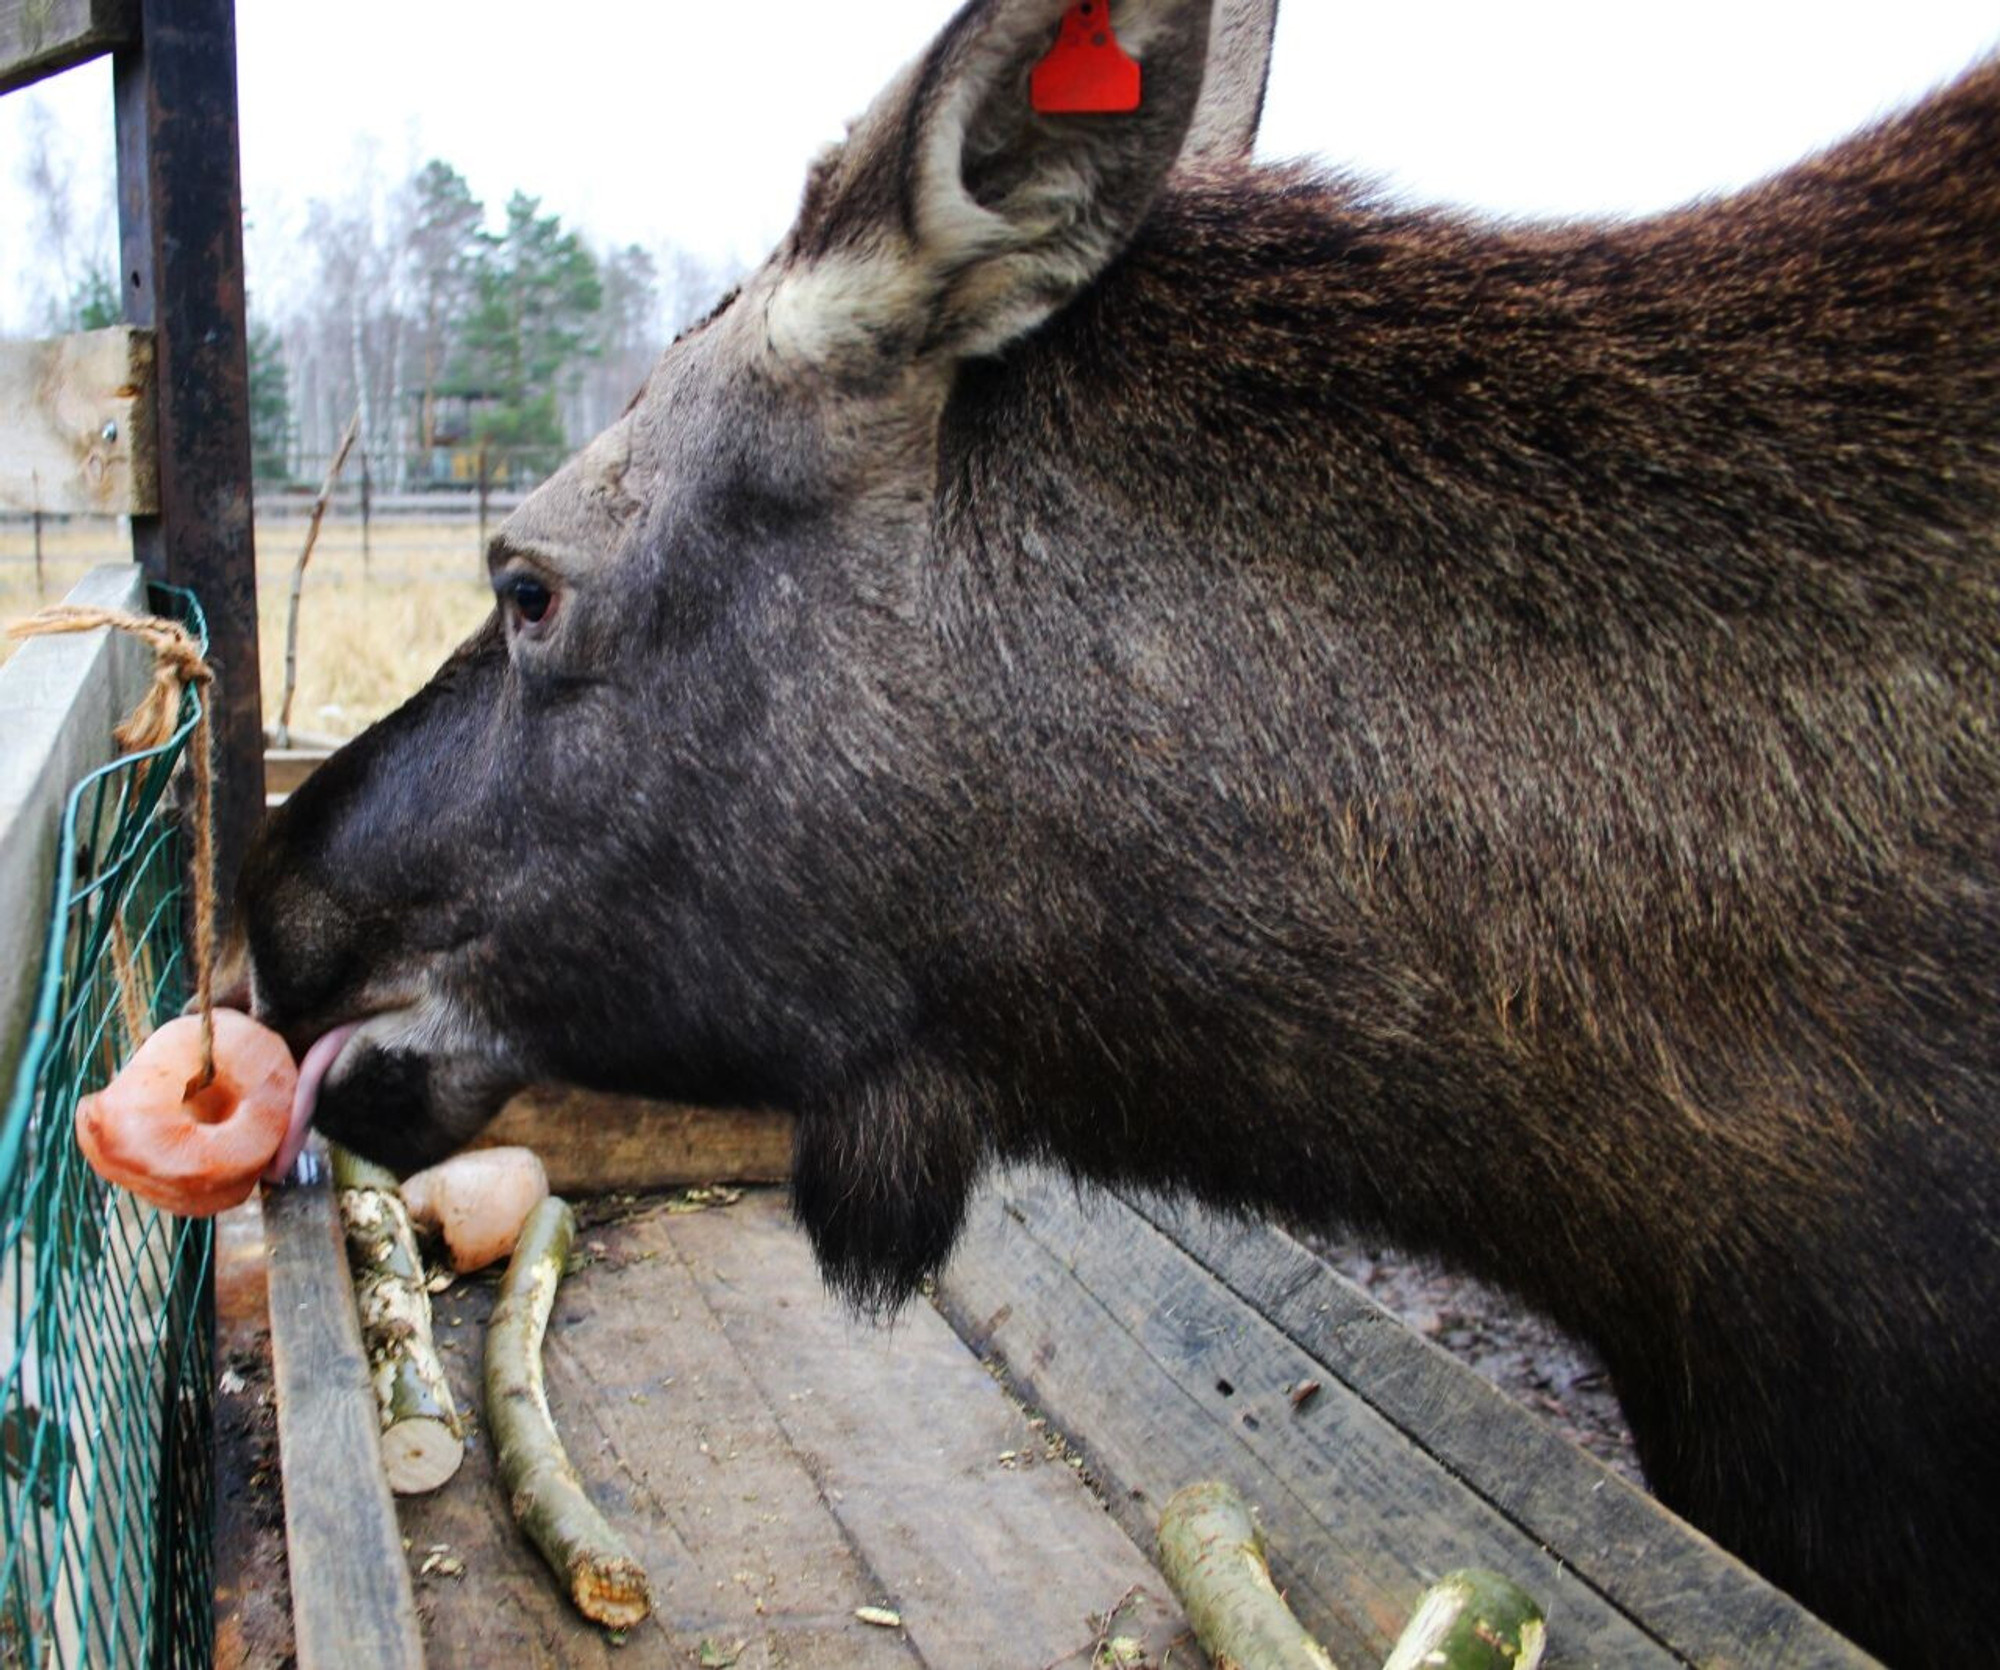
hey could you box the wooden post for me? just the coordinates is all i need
[31,470,43,596]
[476,439,491,561]
[109,10,257,1660]
[359,447,372,577]
[113,0,262,927]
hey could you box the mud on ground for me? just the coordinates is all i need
[1308,1237,1644,1484]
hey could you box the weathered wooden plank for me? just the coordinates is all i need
[0,0,134,94]
[262,1149,427,1670]
[935,1171,1687,1669]
[0,563,148,1090]
[474,1088,794,1193]
[0,330,157,516]
[403,1197,925,1667]
[671,1190,1188,1668]
[114,0,263,933]
[400,1190,1182,1668]
[1123,1192,1875,1669]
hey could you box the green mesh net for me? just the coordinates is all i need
[2,588,215,1669]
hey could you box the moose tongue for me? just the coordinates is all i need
[264,1022,363,1182]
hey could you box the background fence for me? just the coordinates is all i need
[2,471,512,746]
[4,446,552,592]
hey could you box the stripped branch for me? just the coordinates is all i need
[485,1197,652,1628]
[275,409,360,745]
[1157,1480,1336,1670]
[329,1143,464,1494]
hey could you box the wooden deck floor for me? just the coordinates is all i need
[398,1188,1189,1669]
[254,1154,1876,1670]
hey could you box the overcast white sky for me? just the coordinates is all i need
[3,1,1997,331]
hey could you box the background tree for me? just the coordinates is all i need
[294,181,402,476]
[21,103,79,324]
[248,317,294,482]
[451,193,603,476]
[398,161,486,458]
[575,242,660,437]
[239,154,738,484]
[67,269,120,331]
[17,99,115,332]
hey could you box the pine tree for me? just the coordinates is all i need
[400,161,485,456]
[248,317,293,482]
[451,193,603,478]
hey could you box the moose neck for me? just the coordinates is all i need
[981,128,2000,617]
[922,132,1999,1311]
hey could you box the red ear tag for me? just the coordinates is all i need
[1031,1,1142,114]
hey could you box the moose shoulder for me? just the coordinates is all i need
[238,3,2000,1663]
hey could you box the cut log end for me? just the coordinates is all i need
[328,1143,464,1497]
[570,1553,653,1629]
[380,1414,465,1495]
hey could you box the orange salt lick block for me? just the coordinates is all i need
[76,1010,297,1217]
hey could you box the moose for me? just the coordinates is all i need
[237,2,1999,1662]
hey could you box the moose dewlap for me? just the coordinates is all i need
[75,1010,296,1217]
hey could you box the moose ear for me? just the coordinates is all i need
[1178,0,1277,168]
[765,0,1216,370]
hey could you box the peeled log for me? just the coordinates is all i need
[1381,1570,1546,1670]
[485,1197,652,1629]
[1157,1481,1337,1670]
[329,1145,465,1494]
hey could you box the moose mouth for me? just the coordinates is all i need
[258,992,529,1180]
[263,1020,365,1182]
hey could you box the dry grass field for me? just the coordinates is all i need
[1,513,492,738]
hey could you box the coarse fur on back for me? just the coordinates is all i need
[885,82,2000,1661]
[238,6,2000,1663]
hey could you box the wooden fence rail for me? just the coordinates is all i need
[0,330,158,518]
[0,0,134,95]
[0,563,148,1082]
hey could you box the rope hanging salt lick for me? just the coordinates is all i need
[7,605,221,1084]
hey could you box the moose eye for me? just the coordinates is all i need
[504,576,555,627]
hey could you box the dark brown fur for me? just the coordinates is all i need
[239,20,1999,1664]
[922,77,2000,1654]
